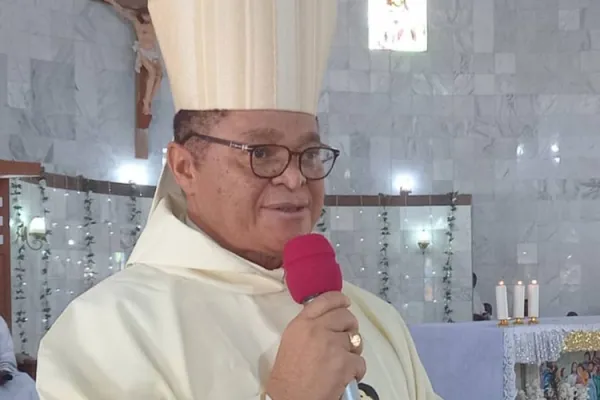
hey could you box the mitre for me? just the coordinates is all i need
[146,0,337,213]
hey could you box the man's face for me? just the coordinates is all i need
[169,110,325,261]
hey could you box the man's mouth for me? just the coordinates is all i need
[266,203,309,213]
[275,206,305,213]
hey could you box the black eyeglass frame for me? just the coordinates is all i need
[178,132,340,180]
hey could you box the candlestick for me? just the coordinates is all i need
[495,281,509,323]
[527,279,539,323]
[513,281,525,323]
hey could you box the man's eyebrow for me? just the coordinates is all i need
[299,131,322,144]
[242,128,283,143]
[241,129,321,145]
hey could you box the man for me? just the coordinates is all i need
[36,1,440,399]
[104,0,162,115]
[0,316,38,400]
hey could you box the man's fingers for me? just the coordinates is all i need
[345,354,367,383]
[330,331,363,355]
[320,308,359,333]
[301,292,350,320]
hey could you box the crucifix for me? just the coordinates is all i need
[103,0,163,159]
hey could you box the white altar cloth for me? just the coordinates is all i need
[410,321,505,400]
[409,316,600,400]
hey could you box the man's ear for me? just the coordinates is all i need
[167,142,198,196]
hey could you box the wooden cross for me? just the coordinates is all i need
[97,0,161,160]
[136,64,153,159]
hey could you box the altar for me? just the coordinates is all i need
[409,316,600,400]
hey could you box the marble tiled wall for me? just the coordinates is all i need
[318,0,600,318]
[3,0,600,319]
[321,205,473,324]
[0,0,173,184]
[9,180,151,355]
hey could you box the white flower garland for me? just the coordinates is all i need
[443,191,458,323]
[316,208,327,233]
[378,194,390,303]
[38,178,53,332]
[83,190,97,289]
[128,182,142,248]
[517,377,589,400]
[10,179,28,353]
[557,381,588,400]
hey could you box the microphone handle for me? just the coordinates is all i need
[342,379,360,400]
[302,296,360,400]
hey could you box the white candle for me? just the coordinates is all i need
[513,281,525,319]
[527,280,539,318]
[495,281,509,320]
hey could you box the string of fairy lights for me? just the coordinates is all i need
[9,178,145,353]
[10,179,28,353]
[9,179,462,352]
[38,178,52,333]
[321,195,460,322]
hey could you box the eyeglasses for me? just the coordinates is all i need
[179,133,340,180]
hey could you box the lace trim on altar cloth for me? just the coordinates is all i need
[502,318,600,400]
[503,330,518,400]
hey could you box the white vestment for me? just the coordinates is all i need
[36,192,440,399]
[0,317,39,400]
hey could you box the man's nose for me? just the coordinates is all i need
[271,160,305,189]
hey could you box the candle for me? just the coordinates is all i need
[513,281,525,319]
[495,281,509,320]
[527,280,539,318]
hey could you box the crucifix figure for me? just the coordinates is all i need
[104,0,163,116]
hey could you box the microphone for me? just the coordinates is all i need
[283,234,360,400]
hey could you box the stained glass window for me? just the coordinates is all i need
[368,0,428,52]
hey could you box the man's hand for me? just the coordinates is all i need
[266,292,365,400]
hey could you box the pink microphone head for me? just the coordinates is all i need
[283,234,343,304]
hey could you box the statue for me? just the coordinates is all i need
[104,0,163,116]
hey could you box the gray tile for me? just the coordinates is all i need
[31,60,75,115]
[0,54,6,102]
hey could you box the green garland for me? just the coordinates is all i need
[378,193,390,303]
[443,191,458,323]
[10,180,28,353]
[316,208,327,233]
[83,190,97,288]
[38,178,53,332]
[128,183,142,247]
